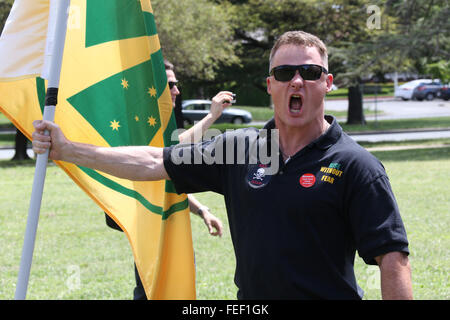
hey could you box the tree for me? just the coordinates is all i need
[384,0,450,62]
[12,129,30,161]
[151,0,239,82]
[220,0,377,113]
[340,0,450,122]
[0,0,14,32]
[425,60,450,83]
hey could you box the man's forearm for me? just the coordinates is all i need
[377,252,413,300]
[64,141,169,181]
[178,91,233,143]
[187,194,200,215]
[178,113,218,144]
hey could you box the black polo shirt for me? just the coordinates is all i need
[163,115,409,299]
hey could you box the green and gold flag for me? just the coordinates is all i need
[0,0,195,299]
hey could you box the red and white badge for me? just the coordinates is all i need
[299,173,316,188]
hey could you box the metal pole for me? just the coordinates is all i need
[15,0,71,300]
[374,85,378,127]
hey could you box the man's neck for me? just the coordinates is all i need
[277,117,330,161]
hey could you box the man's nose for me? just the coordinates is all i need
[290,70,304,87]
[172,86,180,95]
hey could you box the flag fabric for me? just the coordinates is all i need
[0,0,196,299]
[0,0,49,81]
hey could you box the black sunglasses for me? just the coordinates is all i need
[269,64,328,81]
[168,81,178,89]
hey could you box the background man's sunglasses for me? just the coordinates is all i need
[269,64,328,81]
[168,81,178,89]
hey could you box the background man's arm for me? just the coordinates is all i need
[188,194,223,237]
[178,91,234,143]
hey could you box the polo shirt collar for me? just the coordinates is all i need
[263,115,341,151]
[314,115,342,150]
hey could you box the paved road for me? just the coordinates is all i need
[349,128,450,142]
[0,148,34,160]
[325,97,450,120]
[326,97,450,142]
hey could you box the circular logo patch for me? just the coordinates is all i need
[247,164,272,189]
[299,173,316,188]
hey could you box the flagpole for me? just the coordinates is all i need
[15,0,71,300]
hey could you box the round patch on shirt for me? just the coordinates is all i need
[247,164,272,189]
[299,173,316,188]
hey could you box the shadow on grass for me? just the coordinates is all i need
[372,147,450,162]
[0,123,14,130]
[0,134,15,143]
[0,159,37,168]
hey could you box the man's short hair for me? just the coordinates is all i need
[164,59,174,71]
[269,31,328,70]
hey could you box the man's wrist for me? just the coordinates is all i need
[61,140,74,161]
[197,206,209,217]
[208,109,221,121]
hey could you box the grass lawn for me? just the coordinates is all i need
[0,145,449,300]
[325,83,395,100]
[0,112,13,130]
[358,138,450,150]
[340,117,450,133]
[208,116,450,134]
[235,105,382,121]
[0,133,17,147]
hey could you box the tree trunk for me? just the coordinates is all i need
[346,85,366,125]
[393,71,398,91]
[11,129,30,161]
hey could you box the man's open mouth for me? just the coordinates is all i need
[289,94,303,114]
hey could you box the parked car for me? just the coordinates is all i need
[394,79,432,100]
[412,82,442,101]
[438,85,450,101]
[181,99,252,125]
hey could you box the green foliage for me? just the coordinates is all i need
[338,0,450,84]
[151,0,239,81]
[425,60,450,83]
[0,0,13,33]
[384,0,450,60]
[3,0,447,101]
[231,0,379,86]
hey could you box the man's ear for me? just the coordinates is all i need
[325,73,334,92]
[266,76,272,95]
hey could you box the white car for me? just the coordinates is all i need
[181,99,252,125]
[395,79,432,100]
